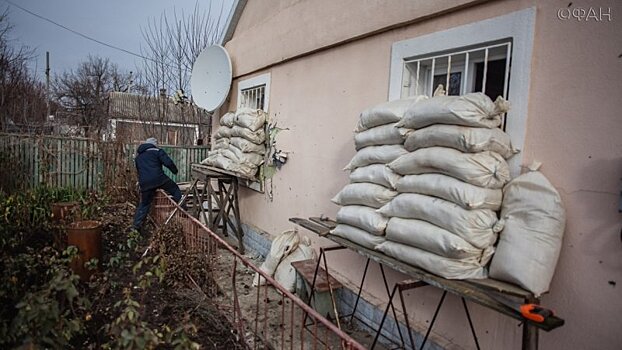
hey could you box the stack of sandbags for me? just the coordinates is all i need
[330,96,426,249]
[375,92,516,279]
[201,108,267,178]
[489,165,565,296]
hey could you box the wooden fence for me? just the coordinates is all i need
[0,133,209,193]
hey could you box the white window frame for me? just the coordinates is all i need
[389,8,536,176]
[235,73,271,192]
[237,73,271,112]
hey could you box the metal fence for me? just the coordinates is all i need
[0,133,209,193]
[152,191,367,350]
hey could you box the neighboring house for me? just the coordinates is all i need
[218,1,621,349]
[107,91,211,145]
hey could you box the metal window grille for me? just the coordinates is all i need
[240,85,266,110]
[401,41,512,100]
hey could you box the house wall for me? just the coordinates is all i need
[221,1,622,349]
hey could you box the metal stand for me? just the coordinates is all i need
[190,165,245,254]
[288,217,564,350]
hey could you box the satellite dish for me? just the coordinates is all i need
[191,45,232,111]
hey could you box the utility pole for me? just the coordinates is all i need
[45,51,50,119]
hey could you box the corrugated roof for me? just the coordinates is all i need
[108,92,209,124]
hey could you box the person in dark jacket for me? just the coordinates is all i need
[132,137,182,231]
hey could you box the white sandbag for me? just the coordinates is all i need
[388,147,510,189]
[336,205,388,236]
[344,145,407,171]
[355,96,427,132]
[213,148,240,162]
[235,108,266,132]
[253,229,300,287]
[201,153,258,179]
[404,124,518,159]
[216,125,266,145]
[330,224,386,250]
[212,137,230,151]
[396,93,509,129]
[386,217,482,260]
[376,241,493,279]
[354,123,410,150]
[349,164,401,190]
[489,170,566,297]
[396,174,502,210]
[274,237,315,292]
[331,183,397,209]
[220,112,235,127]
[227,144,265,166]
[377,193,501,249]
[230,137,266,154]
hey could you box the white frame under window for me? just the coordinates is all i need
[389,8,535,176]
[237,73,271,112]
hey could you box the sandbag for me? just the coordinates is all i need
[344,145,407,171]
[396,93,509,129]
[331,183,397,209]
[388,147,510,189]
[201,153,258,179]
[220,112,235,127]
[253,229,300,287]
[386,217,482,260]
[212,137,230,151]
[230,137,266,154]
[336,205,388,236]
[216,125,266,145]
[404,124,518,159]
[396,174,502,210]
[377,193,501,249]
[354,123,410,150]
[330,224,386,250]
[376,241,493,279]
[227,144,265,166]
[235,108,266,132]
[274,237,315,292]
[355,96,427,132]
[349,164,401,190]
[489,170,566,297]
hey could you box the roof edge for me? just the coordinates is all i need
[220,0,248,45]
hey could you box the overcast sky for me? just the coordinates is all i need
[2,0,234,79]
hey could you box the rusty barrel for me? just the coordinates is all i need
[67,220,102,280]
[51,202,80,223]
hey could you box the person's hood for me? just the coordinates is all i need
[137,143,158,154]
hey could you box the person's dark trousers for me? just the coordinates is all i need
[132,179,182,230]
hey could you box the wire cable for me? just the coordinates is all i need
[2,0,181,69]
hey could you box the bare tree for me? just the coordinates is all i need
[139,2,225,96]
[0,9,49,132]
[53,55,133,136]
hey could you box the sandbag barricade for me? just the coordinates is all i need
[201,108,267,179]
[377,92,513,279]
[331,97,427,248]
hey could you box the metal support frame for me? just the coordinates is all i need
[190,166,245,253]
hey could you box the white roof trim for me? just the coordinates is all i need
[220,0,248,45]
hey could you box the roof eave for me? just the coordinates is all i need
[220,0,248,45]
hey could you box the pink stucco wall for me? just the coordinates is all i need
[222,1,622,349]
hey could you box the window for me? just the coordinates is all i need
[240,85,266,110]
[166,130,178,145]
[389,8,536,175]
[401,41,512,127]
[237,73,270,112]
[236,73,271,192]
